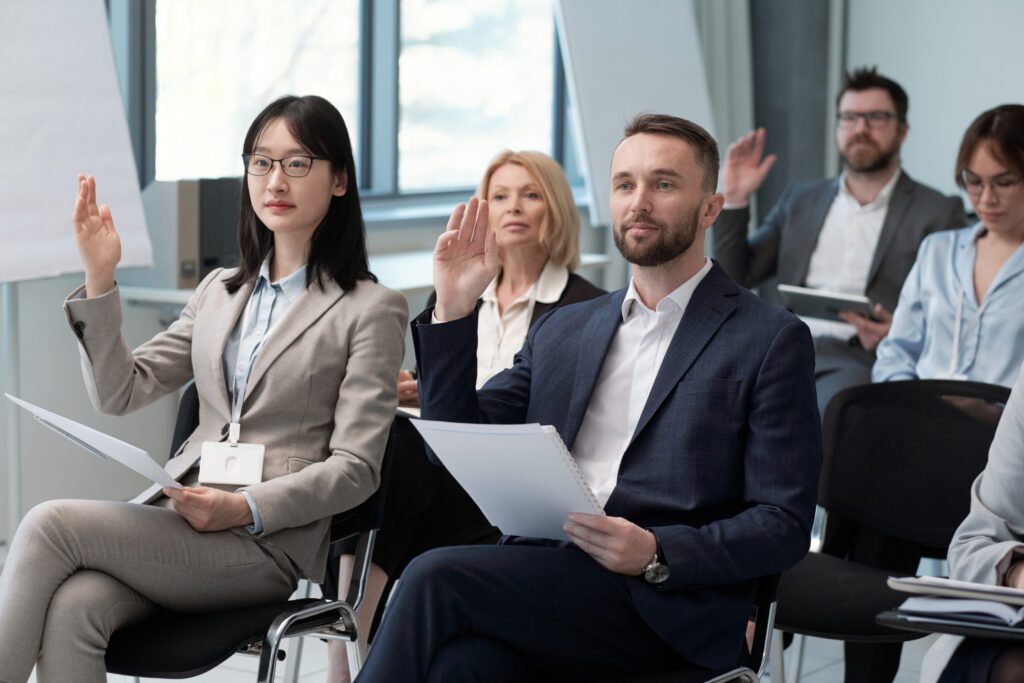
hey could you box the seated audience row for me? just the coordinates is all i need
[0,73,1019,683]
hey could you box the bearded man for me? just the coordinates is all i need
[713,67,965,418]
[355,113,822,682]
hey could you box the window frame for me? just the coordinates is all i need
[107,0,578,202]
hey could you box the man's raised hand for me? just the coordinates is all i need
[722,128,777,207]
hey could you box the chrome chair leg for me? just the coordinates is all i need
[770,629,786,683]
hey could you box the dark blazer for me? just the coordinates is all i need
[411,263,822,669]
[425,271,606,327]
[713,172,966,311]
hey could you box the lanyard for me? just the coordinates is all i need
[229,280,279,442]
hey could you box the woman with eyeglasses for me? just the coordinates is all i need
[0,95,407,683]
[873,104,1024,388]
[326,150,604,683]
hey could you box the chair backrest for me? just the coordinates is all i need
[169,381,200,458]
[318,415,401,606]
[819,379,1010,550]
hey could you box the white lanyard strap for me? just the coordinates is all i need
[230,280,279,440]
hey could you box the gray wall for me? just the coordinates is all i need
[846,0,1024,200]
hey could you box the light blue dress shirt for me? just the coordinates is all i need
[873,223,1024,388]
[223,258,308,534]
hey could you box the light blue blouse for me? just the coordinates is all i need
[873,223,1024,388]
[222,258,308,533]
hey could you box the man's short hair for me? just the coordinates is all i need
[836,66,909,124]
[623,113,720,192]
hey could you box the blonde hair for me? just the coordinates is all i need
[477,150,581,271]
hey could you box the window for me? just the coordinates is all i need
[154,0,360,180]
[116,0,578,199]
[397,0,554,192]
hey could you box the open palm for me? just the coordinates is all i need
[722,128,777,205]
[71,174,122,282]
[432,197,499,321]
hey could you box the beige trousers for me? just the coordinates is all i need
[0,499,299,683]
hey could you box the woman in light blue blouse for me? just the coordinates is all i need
[874,104,1024,388]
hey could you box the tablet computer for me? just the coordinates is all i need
[777,284,876,322]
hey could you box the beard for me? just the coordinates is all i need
[613,206,702,267]
[840,134,900,173]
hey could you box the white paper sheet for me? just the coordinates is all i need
[411,419,603,541]
[5,393,181,490]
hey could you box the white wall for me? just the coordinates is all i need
[846,0,1024,199]
[1,275,179,540]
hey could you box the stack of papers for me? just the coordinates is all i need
[887,576,1024,628]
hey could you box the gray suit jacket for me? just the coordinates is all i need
[948,364,1024,586]
[713,172,966,312]
[63,268,408,582]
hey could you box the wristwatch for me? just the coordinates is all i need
[641,530,670,584]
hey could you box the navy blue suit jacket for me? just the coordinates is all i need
[411,262,822,669]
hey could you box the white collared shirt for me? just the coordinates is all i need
[804,169,901,339]
[476,261,569,389]
[571,257,714,506]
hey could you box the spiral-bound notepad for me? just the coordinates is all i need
[410,420,604,541]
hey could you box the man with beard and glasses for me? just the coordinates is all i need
[713,67,966,419]
[354,113,822,682]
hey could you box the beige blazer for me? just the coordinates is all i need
[948,363,1024,585]
[63,268,408,582]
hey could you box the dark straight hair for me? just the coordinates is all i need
[224,95,375,294]
[954,104,1024,186]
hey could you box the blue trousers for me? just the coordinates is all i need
[354,544,694,682]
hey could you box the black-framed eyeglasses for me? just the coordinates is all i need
[836,110,898,129]
[242,153,325,178]
[961,170,1022,200]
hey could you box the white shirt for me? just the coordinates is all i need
[476,261,569,389]
[803,169,901,340]
[572,257,714,506]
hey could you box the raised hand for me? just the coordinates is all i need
[432,197,499,322]
[722,128,777,206]
[71,174,121,297]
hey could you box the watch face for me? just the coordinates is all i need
[644,562,670,584]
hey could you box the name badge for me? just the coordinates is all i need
[199,441,264,486]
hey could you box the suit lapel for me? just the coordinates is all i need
[241,278,345,406]
[206,276,253,418]
[792,179,840,286]
[563,291,625,448]
[867,172,914,288]
[627,265,738,447]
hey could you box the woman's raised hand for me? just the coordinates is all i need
[71,174,121,297]
[432,197,499,322]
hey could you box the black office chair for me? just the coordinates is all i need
[603,573,780,683]
[773,379,1010,679]
[104,382,398,682]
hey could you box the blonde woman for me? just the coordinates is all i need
[328,150,603,683]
